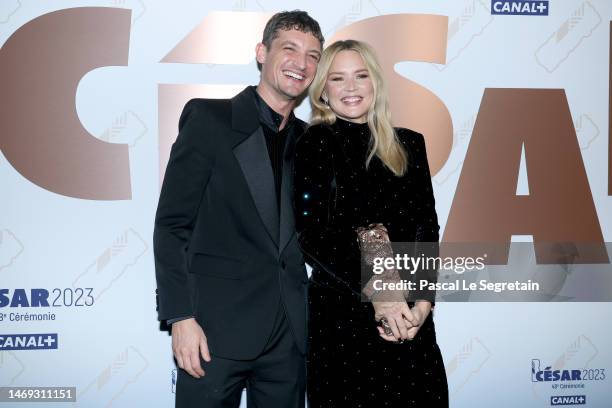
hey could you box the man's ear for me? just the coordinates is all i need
[255,42,267,66]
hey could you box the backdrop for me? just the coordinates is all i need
[1,1,611,407]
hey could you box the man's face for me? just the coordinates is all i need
[256,29,321,101]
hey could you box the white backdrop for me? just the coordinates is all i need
[1,1,611,407]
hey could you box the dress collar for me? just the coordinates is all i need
[334,116,369,130]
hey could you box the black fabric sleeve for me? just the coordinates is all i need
[167,316,194,325]
[154,100,215,321]
[293,127,362,291]
[410,132,440,243]
[400,130,440,304]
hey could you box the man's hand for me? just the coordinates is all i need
[171,318,211,378]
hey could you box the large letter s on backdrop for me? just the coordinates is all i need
[0,7,132,200]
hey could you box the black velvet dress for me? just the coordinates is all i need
[293,118,448,407]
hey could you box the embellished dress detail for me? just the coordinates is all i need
[293,118,448,407]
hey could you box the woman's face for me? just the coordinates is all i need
[323,50,374,124]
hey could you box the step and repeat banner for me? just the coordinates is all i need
[1,1,612,407]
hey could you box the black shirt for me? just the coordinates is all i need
[250,86,297,209]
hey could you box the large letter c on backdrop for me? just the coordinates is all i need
[0,7,132,200]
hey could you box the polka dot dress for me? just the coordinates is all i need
[293,118,449,407]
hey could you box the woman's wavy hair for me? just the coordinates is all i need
[309,39,407,176]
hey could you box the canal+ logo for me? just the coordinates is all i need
[550,395,586,406]
[0,333,58,350]
[531,359,581,382]
[492,1,549,16]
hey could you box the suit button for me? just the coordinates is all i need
[281,261,286,269]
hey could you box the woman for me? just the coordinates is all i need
[293,39,448,407]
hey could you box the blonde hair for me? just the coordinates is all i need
[309,39,407,176]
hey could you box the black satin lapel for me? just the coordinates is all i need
[279,131,297,253]
[233,128,280,247]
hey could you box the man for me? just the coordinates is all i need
[154,10,323,408]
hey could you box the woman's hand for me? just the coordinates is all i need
[372,300,417,342]
[405,301,432,340]
[374,301,432,342]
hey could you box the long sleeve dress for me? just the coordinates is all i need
[293,117,448,407]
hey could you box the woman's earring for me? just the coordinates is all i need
[322,94,329,106]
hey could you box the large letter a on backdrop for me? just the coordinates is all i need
[443,89,607,263]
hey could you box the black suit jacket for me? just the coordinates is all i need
[154,87,308,360]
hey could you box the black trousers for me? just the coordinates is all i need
[175,302,305,408]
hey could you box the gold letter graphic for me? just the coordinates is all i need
[0,8,132,199]
[444,89,606,263]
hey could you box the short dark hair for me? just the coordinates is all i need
[258,10,324,70]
